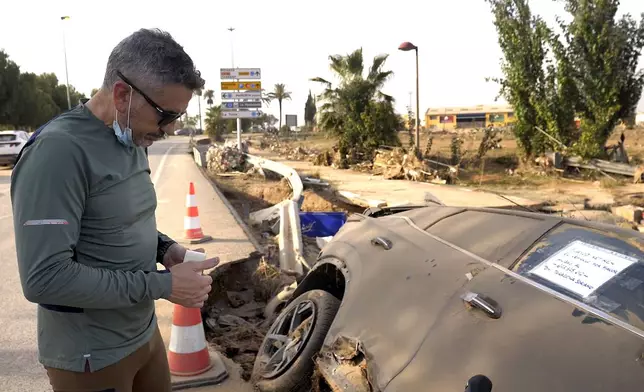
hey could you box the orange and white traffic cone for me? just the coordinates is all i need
[184,182,212,244]
[167,304,213,376]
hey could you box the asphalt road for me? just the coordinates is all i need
[0,137,187,392]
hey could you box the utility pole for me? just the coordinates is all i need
[61,16,72,110]
[228,27,242,149]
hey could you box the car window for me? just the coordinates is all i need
[0,134,16,142]
[513,224,644,334]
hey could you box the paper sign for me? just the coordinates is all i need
[183,250,207,263]
[530,240,637,298]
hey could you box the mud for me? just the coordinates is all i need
[205,257,297,381]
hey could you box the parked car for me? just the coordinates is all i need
[251,201,644,392]
[0,130,29,167]
[174,128,192,136]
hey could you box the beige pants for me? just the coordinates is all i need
[45,327,171,392]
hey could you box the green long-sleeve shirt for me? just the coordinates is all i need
[11,103,173,372]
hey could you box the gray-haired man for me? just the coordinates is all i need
[11,29,217,392]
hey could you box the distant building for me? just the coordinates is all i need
[425,104,516,130]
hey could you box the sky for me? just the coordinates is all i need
[1,0,643,125]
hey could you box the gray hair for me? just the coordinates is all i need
[102,28,205,92]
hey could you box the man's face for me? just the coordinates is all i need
[113,80,192,148]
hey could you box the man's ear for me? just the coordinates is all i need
[112,81,131,113]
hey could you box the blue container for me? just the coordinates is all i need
[299,212,347,238]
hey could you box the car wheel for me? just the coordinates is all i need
[252,289,340,392]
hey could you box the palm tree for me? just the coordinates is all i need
[266,83,292,130]
[203,89,215,107]
[311,48,399,165]
[194,88,203,131]
[260,89,273,106]
[205,104,224,141]
[311,48,393,133]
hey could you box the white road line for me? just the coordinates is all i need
[151,145,176,187]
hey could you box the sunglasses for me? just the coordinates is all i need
[117,71,184,126]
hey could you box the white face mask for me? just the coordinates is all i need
[112,87,134,148]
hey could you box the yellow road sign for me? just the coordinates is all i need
[220,81,262,91]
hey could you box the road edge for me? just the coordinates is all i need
[192,157,264,254]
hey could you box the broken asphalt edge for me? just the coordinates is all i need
[193,155,264,255]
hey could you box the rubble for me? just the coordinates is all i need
[206,144,248,173]
[372,147,440,182]
[257,136,319,161]
[224,139,249,153]
[205,258,297,381]
[611,204,643,224]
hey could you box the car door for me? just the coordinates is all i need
[322,214,497,390]
[386,223,644,392]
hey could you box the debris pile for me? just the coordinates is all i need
[206,144,248,173]
[224,139,249,153]
[271,143,318,160]
[312,148,342,168]
[371,147,452,182]
[205,259,297,381]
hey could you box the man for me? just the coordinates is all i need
[11,28,217,392]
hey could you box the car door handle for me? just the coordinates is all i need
[370,237,393,250]
[461,292,502,319]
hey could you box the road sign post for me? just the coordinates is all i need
[220,67,262,148]
[220,82,262,91]
[220,68,261,80]
[221,92,262,100]
[221,110,262,119]
[223,101,262,109]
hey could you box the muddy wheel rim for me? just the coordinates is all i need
[257,299,317,379]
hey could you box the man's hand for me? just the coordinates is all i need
[163,244,208,269]
[168,258,219,308]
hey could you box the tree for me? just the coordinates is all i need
[487,0,577,159]
[0,49,86,129]
[0,50,21,125]
[312,48,402,167]
[304,90,317,126]
[203,89,215,107]
[194,88,203,130]
[487,0,644,160]
[204,105,226,141]
[561,0,644,158]
[266,83,292,130]
[184,115,198,129]
[90,88,100,97]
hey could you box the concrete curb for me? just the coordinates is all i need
[192,150,264,254]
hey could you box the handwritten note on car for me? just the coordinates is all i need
[530,240,637,298]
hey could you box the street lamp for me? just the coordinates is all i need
[61,16,72,110]
[398,41,420,157]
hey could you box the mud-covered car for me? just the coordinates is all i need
[251,202,644,392]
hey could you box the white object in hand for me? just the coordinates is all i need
[183,249,207,263]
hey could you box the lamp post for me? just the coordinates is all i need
[398,41,420,157]
[61,16,72,110]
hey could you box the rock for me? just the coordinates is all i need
[611,204,643,223]
[226,290,255,308]
[228,302,265,319]
[217,314,250,328]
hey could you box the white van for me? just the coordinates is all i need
[0,130,30,167]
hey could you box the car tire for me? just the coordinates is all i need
[252,289,340,392]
